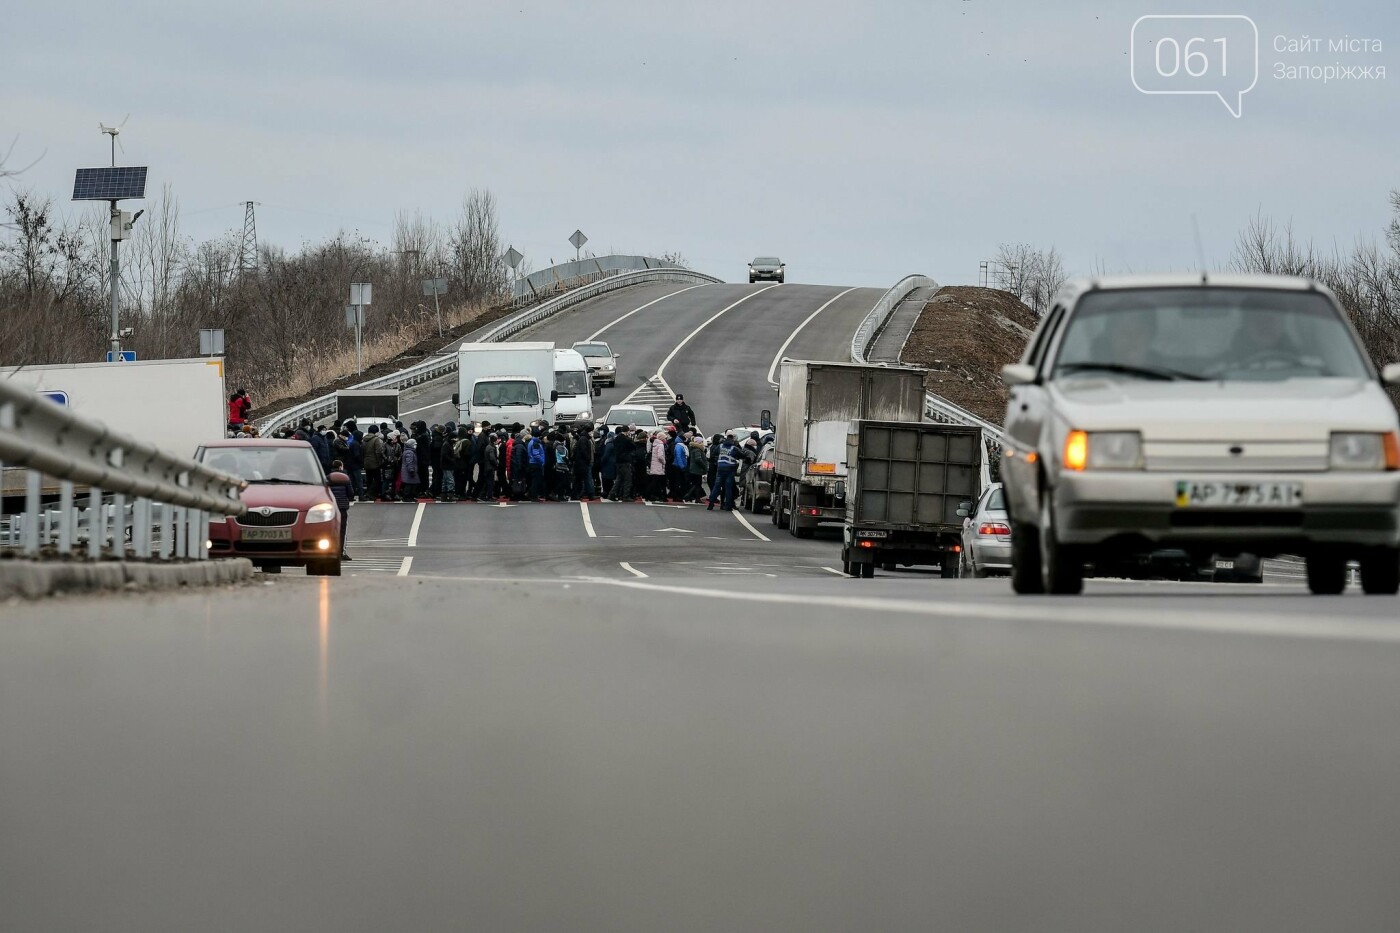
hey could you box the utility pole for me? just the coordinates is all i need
[239,201,259,278]
[74,120,146,362]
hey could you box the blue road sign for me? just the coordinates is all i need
[41,391,70,406]
[106,351,137,362]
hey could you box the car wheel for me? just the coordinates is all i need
[1359,547,1399,595]
[1010,517,1043,595]
[1305,552,1348,595]
[1038,494,1083,595]
[749,275,756,284]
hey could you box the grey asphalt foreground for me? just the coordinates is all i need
[2,576,1399,931]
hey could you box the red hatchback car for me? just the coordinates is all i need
[197,439,343,576]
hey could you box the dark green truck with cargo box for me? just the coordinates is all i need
[842,420,983,578]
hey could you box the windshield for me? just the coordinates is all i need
[574,343,611,357]
[753,257,780,266]
[555,370,589,396]
[1051,288,1372,383]
[608,408,656,425]
[200,446,323,484]
[473,380,539,407]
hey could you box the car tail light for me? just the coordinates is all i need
[978,522,1011,536]
[803,508,821,516]
[760,461,772,470]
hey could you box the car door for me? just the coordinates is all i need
[1002,304,1066,520]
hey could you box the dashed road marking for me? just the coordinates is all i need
[579,500,596,538]
[397,556,414,576]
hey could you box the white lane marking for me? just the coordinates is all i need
[619,561,648,578]
[588,284,706,340]
[655,284,779,384]
[579,500,596,538]
[821,566,847,577]
[407,502,426,547]
[397,556,414,577]
[399,398,450,418]
[732,509,771,542]
[572,577,1400,644]
[654,527,694,533]
[766,285,861,387]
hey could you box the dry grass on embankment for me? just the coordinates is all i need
[900,286,1039,425]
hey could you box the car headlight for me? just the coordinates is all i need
[579,410,592,421]
[1330,432,1400,470]
[1063,430,1142,471]
[306,503,337,523]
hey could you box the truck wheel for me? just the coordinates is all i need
[1038,495,1083,595]
[1305,552,1347,594]
[1359,547,1400,595]
[860,563,875,579]
[941,559,959,579]
[776,488,791,529]
[1010,519,1043,595]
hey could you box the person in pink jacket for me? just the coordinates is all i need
[647,431,668,501]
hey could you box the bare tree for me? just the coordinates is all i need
[448,188,506,303]
[994,242,1067,314]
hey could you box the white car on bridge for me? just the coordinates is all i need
[1000,273,1400,596]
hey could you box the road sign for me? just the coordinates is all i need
[41,391,70,406]
[349,282,373,306]
[106,350,137,362]
[569,230,588,251]
[503,246,524,270]
[345,306,364,328]
[199,328,225,355]
[421,277,448,297]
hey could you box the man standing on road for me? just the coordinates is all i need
[708,431,741,511]
[612,426,635,501]
[666,393,696,433]
[361,425,385,501]
[573,427,596,500]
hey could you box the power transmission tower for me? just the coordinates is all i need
[239,201,259,277]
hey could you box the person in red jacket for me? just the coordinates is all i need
[227,388,252,430]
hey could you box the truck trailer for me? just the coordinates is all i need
[335,389,400,428]
[841,419,983,578]
[772,360,927,537]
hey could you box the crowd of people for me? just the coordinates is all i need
[264,414,763,511]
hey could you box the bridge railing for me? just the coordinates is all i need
[0,379,245,561]
[512,254,687,301]
[850,275,936,364]
[260,267,721,435]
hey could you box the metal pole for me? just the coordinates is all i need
[111,492,126,556]
[57,480,74,555]
[22,470,40,557]
[133,498,150,558]
[110,200,121,361]
[173,505,186,559]
[158,503,173,560]
[87,487,104,559]
[432,288,443,338]
[355,305,363,375]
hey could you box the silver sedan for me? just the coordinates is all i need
[959,483,1011,577]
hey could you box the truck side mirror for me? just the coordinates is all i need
[452,392,460,406]
[550,390,560,402]
[956,499,973,518]
[1002,364,1036,387]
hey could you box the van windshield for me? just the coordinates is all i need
[556,371,589,396]
[473,380,539,407]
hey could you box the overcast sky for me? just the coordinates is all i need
[3,0,1396,286]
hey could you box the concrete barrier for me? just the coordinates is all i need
[0,558,254,600]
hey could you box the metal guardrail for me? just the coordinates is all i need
[854,275,1008,485]
[260,267,722,435]
[850,275,936,364]
[0,379,245,561]
[512,254,685,301]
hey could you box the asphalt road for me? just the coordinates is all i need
[4,575,1400,932]
[8,279,1400,931]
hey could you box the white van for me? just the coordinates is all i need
[552,348,599,425]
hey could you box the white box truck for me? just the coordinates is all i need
[0,357,228,459]
[552,347,601,425]
[453,342,557,427]
[772,360,927,537]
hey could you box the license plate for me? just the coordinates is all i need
[1215,560,1235,569]
[241,528,293,542]
[856,530,888,539]
[1175,481,1302,508]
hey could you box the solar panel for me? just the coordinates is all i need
[71,166,148,201]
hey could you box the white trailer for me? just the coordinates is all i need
[0,357,227,460]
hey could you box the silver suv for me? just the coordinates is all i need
[1001,274,1400,596]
